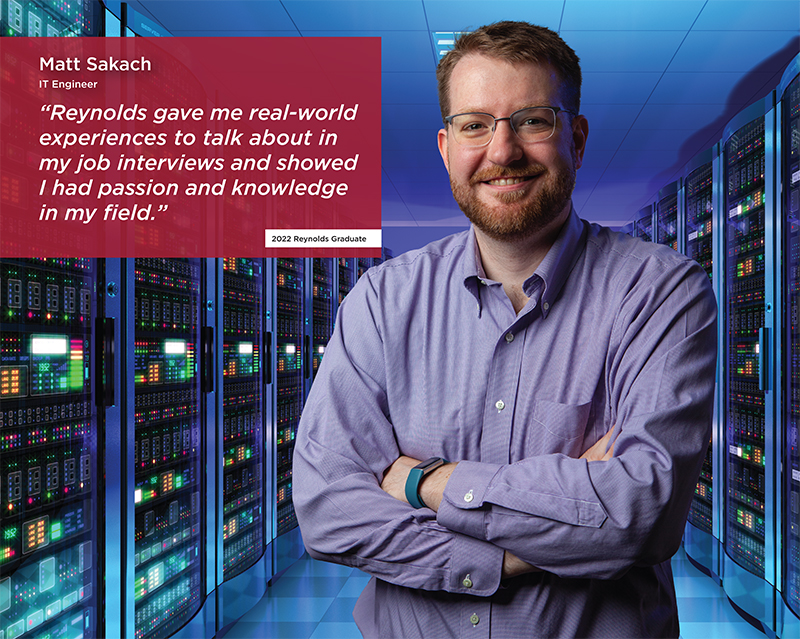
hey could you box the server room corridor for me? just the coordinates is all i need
[1,3,799,639]
[218,546,770,639]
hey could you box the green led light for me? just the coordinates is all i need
[3,527,17,540]
[51,522,62,540]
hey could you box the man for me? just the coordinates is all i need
[294,21,716,639]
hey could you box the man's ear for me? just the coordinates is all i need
[572,115,589,170]
[437,128,450,173]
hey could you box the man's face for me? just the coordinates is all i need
[438,55,588,241]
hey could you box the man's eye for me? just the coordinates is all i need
[520,118,547,127]
[462,121,489,132]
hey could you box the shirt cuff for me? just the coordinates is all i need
[437,460,501,541]
[448,529,504,596]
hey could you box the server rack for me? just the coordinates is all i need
[0,259,103,639]
[682,147,722,580]
[338,259,356,304]
[272,259,306,572]
[125,258,212,639]
[632,204,655,242]
[721,93,778,630]
[216,259,271,630]
[307,259,337,387]
[779,55,800,638]
[656,181,682,252]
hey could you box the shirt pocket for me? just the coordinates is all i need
[529,399,592,457]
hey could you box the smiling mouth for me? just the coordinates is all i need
[485,176,535,186]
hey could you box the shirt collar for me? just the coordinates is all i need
[461,206,588,319]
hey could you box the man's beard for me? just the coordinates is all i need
[450,155,576,242]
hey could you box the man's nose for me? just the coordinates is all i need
[486,119,524,165]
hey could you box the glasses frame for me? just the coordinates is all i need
[444,106,577,147]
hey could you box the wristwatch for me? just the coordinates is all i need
[405,457,448,509]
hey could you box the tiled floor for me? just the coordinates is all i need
[220,545,768,639]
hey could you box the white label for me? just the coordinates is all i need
[792,169,800,185]
[688,231,698,241]
[729,444,738,456]
[792,468,800,482]
[265,228,382,248]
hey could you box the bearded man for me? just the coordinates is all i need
[294,21,716,639]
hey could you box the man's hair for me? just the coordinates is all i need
[436,21,582,122]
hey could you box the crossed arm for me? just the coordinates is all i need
[379,429,617,578]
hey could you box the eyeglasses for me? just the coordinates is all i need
[444,106,576,147]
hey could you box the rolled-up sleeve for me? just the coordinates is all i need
[293,275,505,595]
[436,262,717,580]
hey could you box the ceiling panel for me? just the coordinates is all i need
[648,71,774,104]
[424,0,564,32]
[560,0,705,30]
[581,72,662,104]
[669,30,799,72]
[580,104,643,130]
[382,72,439,103]
[283,0,428,31]
[133,0,296,31]
[563,30,687,72]
[692,0,800,30]
[302,30,432,72]
[632,102,729,131]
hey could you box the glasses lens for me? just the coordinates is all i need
[450,113,495,146]
[511,108,556,142]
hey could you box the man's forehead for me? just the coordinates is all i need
[448,54,563,109]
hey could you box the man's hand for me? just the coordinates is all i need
[380,455,456,512]
[580,427,617,461]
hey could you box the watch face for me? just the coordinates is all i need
[417,457,444,473]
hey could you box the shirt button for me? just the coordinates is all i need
[463,574,473,588]
[470,613,480,626]
[479,279,487,286]
[505,332,514,343]
[495,400,505,411]
[543,301,550,311]
[464,489,474,503]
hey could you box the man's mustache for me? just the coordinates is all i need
[469,164,548,185]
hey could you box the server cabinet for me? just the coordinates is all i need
[273,259,305,572]
[127,258,210,639]
[0,259,103,639]
[216,259,270,629]
[682,147,722,579]
[779,55,800,637]
[307,259,337,386]
[633,204,655,242]
[338,259,356,304]
[721,94,777,630]
[656,181,682,252]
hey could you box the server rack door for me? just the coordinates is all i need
[781,63,800,624]
[308,259,336,386]
[656,183,680,251]
[338,258,355,304]
[220,259,265,580]
[0,258,103,639]
[130,258,205,639]
[722,95,779,630]
[686,158,715,536]
[275,259,304,538]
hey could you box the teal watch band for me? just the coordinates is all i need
[405,457,448,509]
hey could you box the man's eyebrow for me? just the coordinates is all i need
[450,104,548,116]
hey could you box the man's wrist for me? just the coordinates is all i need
[419,462,457,512]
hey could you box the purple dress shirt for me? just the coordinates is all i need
[294,208,717,638]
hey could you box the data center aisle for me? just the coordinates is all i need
[219,545,769,639]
